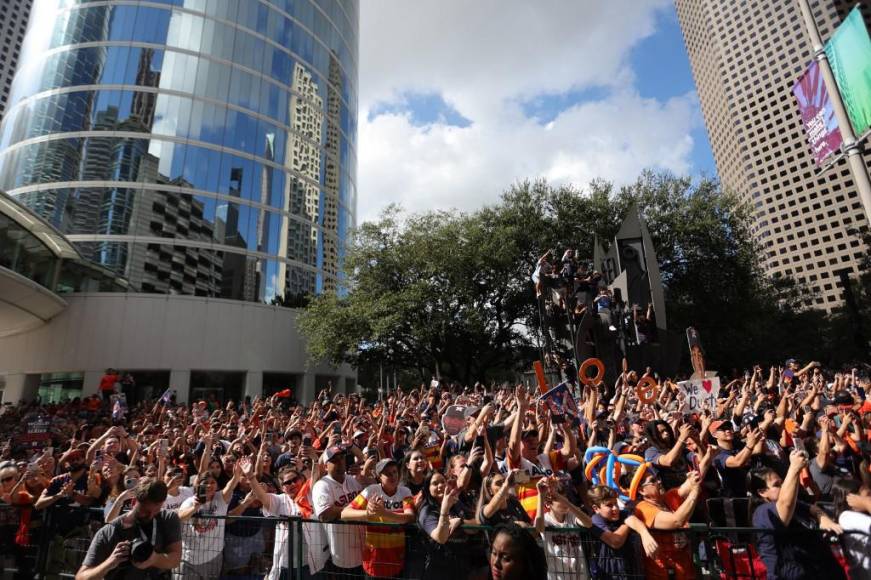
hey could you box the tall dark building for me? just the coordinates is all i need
[0,0,359,404]
[0,0,32,122]
[675,0,870,310]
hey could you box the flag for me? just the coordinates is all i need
[539,382,579,417]
[112,399,125,421]
[159,388,172,405]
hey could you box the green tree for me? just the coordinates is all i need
[300,171,868,382]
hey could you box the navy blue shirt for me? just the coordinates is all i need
[589,510,643,580]
[713,447,749,497]
[751,501,845,580]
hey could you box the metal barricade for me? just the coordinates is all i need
[11,506,870,580]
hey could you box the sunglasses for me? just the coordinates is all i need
[282,476,302,486]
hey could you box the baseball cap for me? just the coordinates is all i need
[832,390,854,407]
[521,429,539,440]
[375,458,398,476]
[785,358,797,366]
[463,406,481,419]
[321,445,347,463]
[708,420,733,435]
[351,430,366,440]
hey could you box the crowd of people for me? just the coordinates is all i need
[0,359,868,580]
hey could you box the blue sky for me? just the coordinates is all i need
[629,6,717,178]
[358,1,717,222]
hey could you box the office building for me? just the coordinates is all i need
[0,0,359,403]
[675,0,870,310]
[0,0,32,122]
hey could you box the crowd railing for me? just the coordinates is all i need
[7,506,867,579]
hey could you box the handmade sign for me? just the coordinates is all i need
[635,376,658,405]
[533,360,549,394]
[686,327,706,378]
[110,393,128,422]
[442,405,467,437]
[539,382,579,418]
[579,358,605,386]
[18,417,51,450]
[677,377,721,412]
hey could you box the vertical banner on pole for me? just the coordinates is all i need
[793,60,843,164]
[825,6,871,137]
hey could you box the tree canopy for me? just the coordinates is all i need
[299,171,870,383]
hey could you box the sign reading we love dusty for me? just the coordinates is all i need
[677,377,720,412]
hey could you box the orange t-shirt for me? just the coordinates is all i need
[634,489,696,580]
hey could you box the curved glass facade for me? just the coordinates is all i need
[0,0,358,303]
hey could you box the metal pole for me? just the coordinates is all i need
[797,0,871,227]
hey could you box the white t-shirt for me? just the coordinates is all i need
[352,484,413,513]
[542,511,589,580]
[839,510,871,580]
[261,492,306,580]
[179,492,229,565]
[498,451,564,478]
[312,474,363,569]
[162,487,193,512]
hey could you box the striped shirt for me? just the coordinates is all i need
[349,484,414,578]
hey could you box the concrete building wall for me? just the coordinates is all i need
[0,292,355,404]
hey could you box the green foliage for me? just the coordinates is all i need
[300,171,869,381]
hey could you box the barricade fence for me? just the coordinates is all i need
[10,506,868,580]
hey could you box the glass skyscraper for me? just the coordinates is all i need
[0,0,358,302]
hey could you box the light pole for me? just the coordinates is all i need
[797,0,871,228]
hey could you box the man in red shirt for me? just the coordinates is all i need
[98,369,119,407]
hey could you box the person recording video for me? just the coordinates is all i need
[75,479,181,580]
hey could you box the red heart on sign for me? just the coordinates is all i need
[702,380,712,393]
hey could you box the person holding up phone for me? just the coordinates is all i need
[477,470,531,528]
[500,387,578,519]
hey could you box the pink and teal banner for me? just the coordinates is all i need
[793,60,842,165]
[825,6,871,137]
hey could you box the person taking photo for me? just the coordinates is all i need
[75,479,181,580]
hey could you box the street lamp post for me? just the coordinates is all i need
[797,0,871,228]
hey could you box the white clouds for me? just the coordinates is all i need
[357,0,699,223]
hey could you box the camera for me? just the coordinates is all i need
[196,481,209,504]
[129,538,154,564]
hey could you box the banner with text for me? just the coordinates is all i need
[677,377,720,412]
[793,59,843,165]
[825,6,871,137]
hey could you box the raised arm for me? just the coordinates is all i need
[724,429,762,468]
[656,424,691,468]
[428,487,462,544]
[651,476,700,530]
[507,388,526,467]
[776,451,806,526]
[482,472,515,520]
[221,462,242,504]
